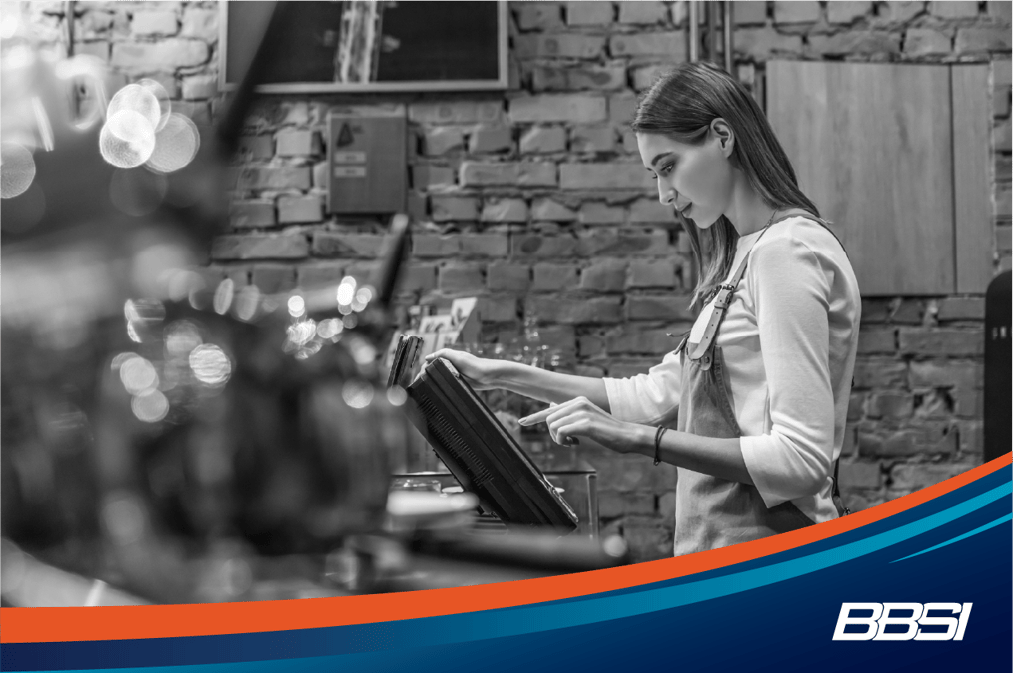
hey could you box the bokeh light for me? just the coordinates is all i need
[99,110,155,168]
[119,355,159,395]
[145,113,199,173]
[164,320,202,357]
[1,142,36,198]
[234,285,261,322]
[107,84,161,131]
[342,380,374,409]
[135,78,171,131]
[102,494,146,545]
[287,295,306,318]
[213,279,235,315]
[386,386,407,407]
[131,389,170,423]
[189,344,231,386]
[336,276,356,305]
[0,5,21,39]
[316,318,344,339]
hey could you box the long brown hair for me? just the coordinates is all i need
[631,62,820,309]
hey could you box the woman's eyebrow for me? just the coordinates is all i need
[649,151,673,167]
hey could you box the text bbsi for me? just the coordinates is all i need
[832,603,972,641]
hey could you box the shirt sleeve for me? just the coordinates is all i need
[739,233,836,507]
[603,349,682,425]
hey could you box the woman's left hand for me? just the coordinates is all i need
[518,397,645,454]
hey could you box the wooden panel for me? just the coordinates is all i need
[952,65,992,294]
[768,61,955,295]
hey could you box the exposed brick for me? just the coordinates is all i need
[609,91,639,126]
[236,166,311,191]
[312,233,385,258]
[879,1,926,23]
[111,39,208,69]
[773,1,821,24]
[577,228,668,256]
[955,26,1012,53]
[229,201,275,229]
[838,461,882,489]
[413,234,462,257]
[511,233,578,257]
[628,259,677,288]
[566,1,614,26]
[509,94,608,123]
[531,198,578,222]
[890,462,974,491]
[423,127,466,155]
[606,329,678,354]
[532,263,580,291]
[181,7,218,40]
[822,0,871,24]
[808,31,901,56]
[487,262,531,291]
[617,1,668,24]
[277,194,323,224]
[987,0,1012,21]
[733,0,769,25]
[514,2,564,30]
[908,360,983,389]
[439,263,485,293]
[461,233,509,257]
[469,125,513,153]
[609,31,687,57]
[560,163,653,190]
[951,388,983,419]
[996,117,1012,153]
[408,101,503,124]
[997,185,1012,218]
[481,198,529,223]
[957,419,984,454]
[250,264,297,293]
[903,28,951,56]
[859,424,957,457]
[848,392,866,422]
[570,126,616,153]
[211,234,309,260]
[430,196,480,221]
[398,263,437,292]
[478,295,519,322]
[579,334,606,356]
[626,295,695,321]
[580,259,628,291]
[411,164,455,190]
[519,125,568,153]
[526,295,623,323]
[544,65,629,91]
[734,27,805,60]
[297,263,346,289]
[928,1,979,18]
[861,298,892,323]
[580,202,626,225]
[460,161,557,187]
[236,135,273,162]
[513,33,607,59]
[629,198,675,223]
[936,297,986,321]
[276,130,320,157]
[867,392,915,419]
[632,64,671,91]
[857,327,896,354]
[598,491,656,519]
[898,329,984,357]
[74,40,111,61]
[181,74,217,100]
[852,358,908,388]
[131,10,178,36]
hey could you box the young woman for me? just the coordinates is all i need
[427,61,860,556]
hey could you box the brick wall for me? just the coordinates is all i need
[30,0,1012,562]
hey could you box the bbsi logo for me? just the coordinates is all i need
[833,603,972,641]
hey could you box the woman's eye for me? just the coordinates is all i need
[659,163,674,176]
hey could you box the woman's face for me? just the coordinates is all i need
[636,130,734,228]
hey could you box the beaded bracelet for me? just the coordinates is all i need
[653,426,668,466]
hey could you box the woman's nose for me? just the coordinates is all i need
[657,180,675,205]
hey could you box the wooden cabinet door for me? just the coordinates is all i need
[767,61,991,295]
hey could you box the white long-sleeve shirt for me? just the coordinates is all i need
[603,216,861,522]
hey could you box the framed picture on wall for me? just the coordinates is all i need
[220,1,509,93]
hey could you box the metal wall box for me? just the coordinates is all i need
[327,107,407,213]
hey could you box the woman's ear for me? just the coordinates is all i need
[710,118,734,157]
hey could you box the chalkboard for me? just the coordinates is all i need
[221,1,507,93]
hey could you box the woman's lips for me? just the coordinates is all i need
[680,204,692,217]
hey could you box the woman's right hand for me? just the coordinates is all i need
[424,349,502,391]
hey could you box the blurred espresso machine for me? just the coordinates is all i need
[1,2,623,607]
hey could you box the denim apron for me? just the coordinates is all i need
[670,213,849,556]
